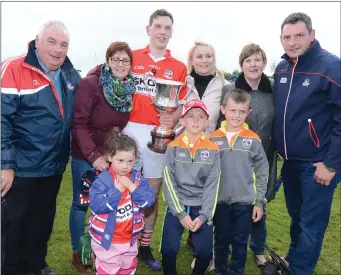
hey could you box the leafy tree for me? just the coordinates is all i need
[232,69,241,75]
[224,72,231,80]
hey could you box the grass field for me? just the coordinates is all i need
[46,161,340,275]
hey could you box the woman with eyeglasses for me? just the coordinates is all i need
[69,42,135,273]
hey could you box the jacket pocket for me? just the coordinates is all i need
[308,119,320,148]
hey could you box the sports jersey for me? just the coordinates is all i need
[130,45,187,126]
[109,169,133,244]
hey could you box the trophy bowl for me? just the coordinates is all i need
[146,77,183,154]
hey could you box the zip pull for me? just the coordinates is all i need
[308,119,320,148]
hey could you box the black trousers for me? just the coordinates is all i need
[2,175,62,274]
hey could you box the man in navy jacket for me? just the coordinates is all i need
[273,12,341,275]
[1,21,80,275]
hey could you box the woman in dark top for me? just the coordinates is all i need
[69,42,135,273]
[218,43,277,267]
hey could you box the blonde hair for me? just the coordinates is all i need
[187,41,217,75]
[239,43,267,67]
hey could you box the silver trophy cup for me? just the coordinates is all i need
[145,75,183,153]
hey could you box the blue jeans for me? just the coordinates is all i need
[69,157,94,252]
[282,160,340,275]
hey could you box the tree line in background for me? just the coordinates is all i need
[223,60,277,82]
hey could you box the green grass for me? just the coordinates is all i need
[47,161,340,275]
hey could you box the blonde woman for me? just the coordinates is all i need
[184,41,228,137]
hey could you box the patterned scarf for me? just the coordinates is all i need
[99,64,135,113]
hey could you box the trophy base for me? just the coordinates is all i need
[147,128,176,154]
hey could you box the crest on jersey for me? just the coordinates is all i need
[201,150,209,161]
[164,69,173,79]
[242,139,252,149]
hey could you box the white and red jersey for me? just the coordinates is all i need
[130,45,187,126]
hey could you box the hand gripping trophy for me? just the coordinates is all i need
[144,72,184,153]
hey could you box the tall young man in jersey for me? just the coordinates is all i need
[123,9,187,271]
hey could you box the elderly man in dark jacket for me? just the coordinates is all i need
[1,20,80,275]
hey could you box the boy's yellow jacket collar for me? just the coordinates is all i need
[219,120,249,134]
[181,130,206,147]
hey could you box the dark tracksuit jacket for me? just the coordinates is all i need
[273,39,341,169]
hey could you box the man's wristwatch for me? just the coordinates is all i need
[324,164,337,173]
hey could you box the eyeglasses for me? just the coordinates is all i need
[109,57,131,66]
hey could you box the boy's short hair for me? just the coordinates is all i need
[222,89,251,107]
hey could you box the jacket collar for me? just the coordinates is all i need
[100,168,137,183]
[186,71,221,85]
[219,120,249,134]
[281,39,321,64]
[180,131,206,147]
[24,39,74,72]
[235,72,273,93]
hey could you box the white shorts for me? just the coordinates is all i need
[123,121,165,178]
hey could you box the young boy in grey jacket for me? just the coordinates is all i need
[161,99,220,275]
[210,89,268,275]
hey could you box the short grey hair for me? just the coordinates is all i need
[38,20,69,39]
[281,12,313,34]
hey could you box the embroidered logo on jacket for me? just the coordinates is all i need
[280,77,287,83]
[302,77,310,87]
[179,152,186,158]
[67,82,74,91]
[242,139,252,149]
[215,140,224,147]
[200,150,209,161]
